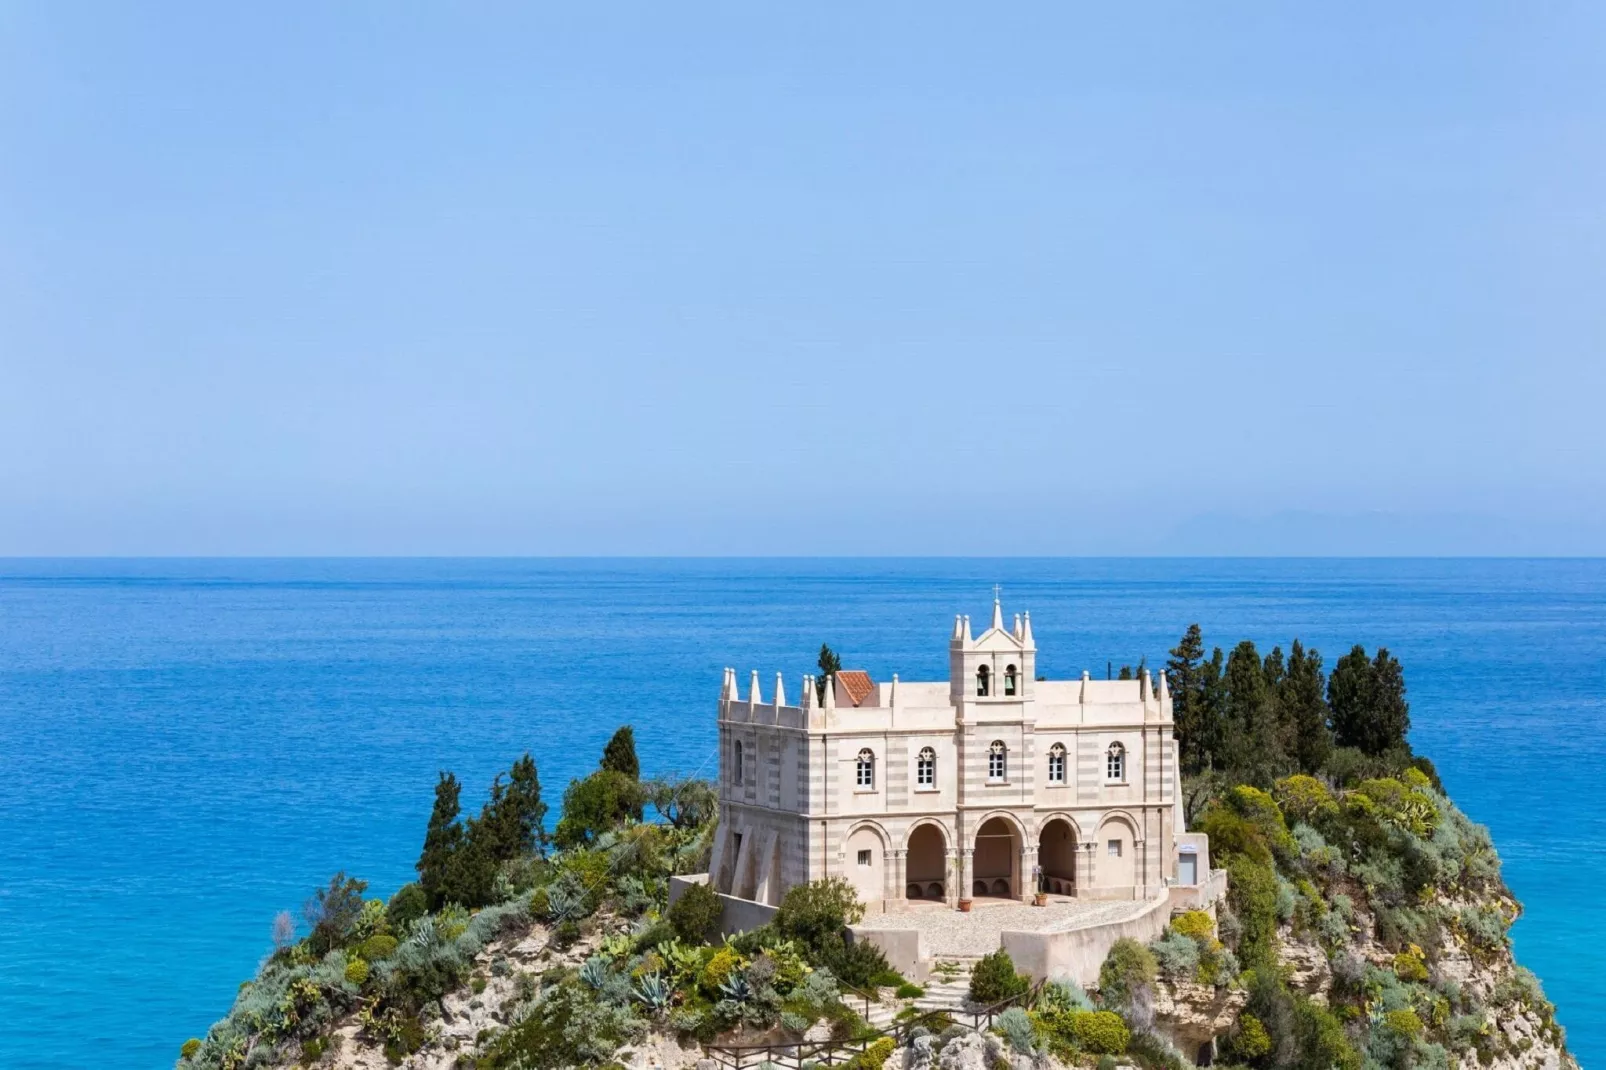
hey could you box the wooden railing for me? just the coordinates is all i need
[702,982,1043,1070]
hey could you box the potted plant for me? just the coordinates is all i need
[959,897,973,912]
[1033,890,1049,907]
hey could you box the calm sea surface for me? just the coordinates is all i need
[0,558,1601,1068]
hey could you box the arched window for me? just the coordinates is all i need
[733,740,744,786]
[916,746,936,788]
[987,740,1007,782]
[976,664,990,697]
[1106,742,1126,782]
[1004,664,1018,696]
[1047,742,1067,785]
[856,748,876,789]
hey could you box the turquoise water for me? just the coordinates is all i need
[0,558,1600,1068]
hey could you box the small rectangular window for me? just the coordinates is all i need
[857,849,872,867]
[1107,840,1122,857]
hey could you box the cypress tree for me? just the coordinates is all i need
[1281,640,1332,774]
[1222,640,1285,785]
[601,726,640,780]
[815,644,842,703]
[417,772,463,910]
[1329,645,1410,756]
[1166,625,1207,775]
[1200,646,1227,772]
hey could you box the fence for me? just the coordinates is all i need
[703,983,1043,1070]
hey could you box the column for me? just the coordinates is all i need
[960,848,975,906]
[890,848,907,906]
[1022,845,1039,900]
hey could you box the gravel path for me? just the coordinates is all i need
[864,897,1152,958]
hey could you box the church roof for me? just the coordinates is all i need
[835,670,874,707]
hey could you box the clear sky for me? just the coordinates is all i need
[3,4,1603,555]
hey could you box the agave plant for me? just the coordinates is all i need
[635,972,672,1013]
[579,956,610,990]
[718,971,754,1004]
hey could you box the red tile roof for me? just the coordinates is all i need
[836,670,874,707]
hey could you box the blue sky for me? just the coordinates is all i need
[3,4,1603,555]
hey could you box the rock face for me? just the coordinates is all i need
[1149,980,1249,1053]
[1148,891,1576,1070]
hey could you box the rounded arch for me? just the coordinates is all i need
[976,664,991,696]
[905,820,950,900]
[843,820,890,908]
[972,812,1024,899]
[1036,814,1080,896]
[1095,811,1139,893]
[842,818,892,849]
[1004,663,1018,696]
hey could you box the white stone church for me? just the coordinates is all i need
[707,600,1205,913]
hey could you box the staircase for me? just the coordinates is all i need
[915,955,981,1015]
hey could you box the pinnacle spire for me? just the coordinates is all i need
[749,669,763,705]
[1021,611,1035,646]
[802,674,816,710]
[823,672,837,710]
[774,672,786,707]
[991,593,1004,632]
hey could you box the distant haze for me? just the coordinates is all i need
[3,5,1603,556]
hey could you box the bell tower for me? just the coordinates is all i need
[949,594,1037,710]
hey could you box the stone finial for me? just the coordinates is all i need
[823,672,837,711]
[774,672,786,708]
[1157,669,1170,702]
[991,596,1004,633]
[749,669,763,705]
[952,614,964,641]
[962,615,972,643]
[1141,669,1151,700]
[802,674,816,711]
[723,667,737,701]
[1013,613,1022,639]
[889,673,899,708]
[1080,669,1090,702]
[1022,611,1035,646]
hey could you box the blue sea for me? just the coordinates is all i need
[0,558,1601,1068]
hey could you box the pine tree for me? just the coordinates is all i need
[601,726,640,780]
[1200,646,1227,772]
[815,644,842,703]
[1281,640,1331,773]
[417,772,463,909]
[1166,625,1208,775]
[473,753,549,865]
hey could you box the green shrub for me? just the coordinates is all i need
[1096,1056,1118,1070]
[1170,910,1215,942]
[775,877,867,949]
[1071,1010,1129,1054]
[179,1038,201,1060]
[1226,857,1279,969]
[896,982,925,999]
[668,880,722,943]
[386,883,428,932]
[969,949,1029,1005]
[996,1006,1037,1054]
[1393,946,1429,982]
[360,934,398,961]
[844,1037,896,1070]
[1097,938,1157,1009]
[1385,1008,1424,1038]
[1228,1013,1272,1060]
[553,769,645,849]
[301,1035,330,1062]
[699,946,743,993]
[344,957,370,985]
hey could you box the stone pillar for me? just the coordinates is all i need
[1079,840,1096,895]
[890,848,907,905]
[960,847,975,906]
[1022,845,1039,900]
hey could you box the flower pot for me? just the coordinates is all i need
[1033,892,1049,907]
[958,898,973,913]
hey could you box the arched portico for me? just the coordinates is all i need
[905,821,949,902]
[972,814,1023,899]
[1037,816,1079,896]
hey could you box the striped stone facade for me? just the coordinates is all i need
[707,601,1196,913]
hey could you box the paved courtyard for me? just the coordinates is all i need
[866,895,1153,958]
